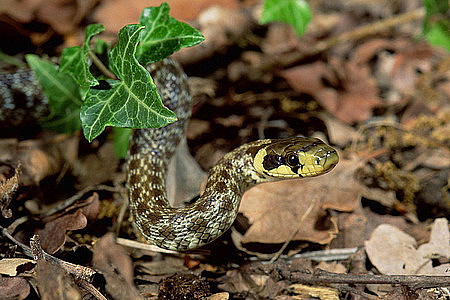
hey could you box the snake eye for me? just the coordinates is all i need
[287,154,299,166]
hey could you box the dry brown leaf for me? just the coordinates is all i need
[281,58,382,124]
[92,233,143,300]
[331,60,382,123]
[207,292,230,300]
[365,218,450,275]
[35,259,81,299]
[261,23,298,55]
[0,276,30,300]
[218,270,282,299]
[288,284,340,300]
[280,61,337,98]
[12,135,79,186]
[238,155,364,245]
[0,163,20,218]
[0,0,95,35]
[320,113,358,147]
[93,0,241,35]
[135,256,188,276]
[80,193,100,222]
[37,209,87,254]
[0,0,44,23]
[74,142,118,189]
[0,258,35,277]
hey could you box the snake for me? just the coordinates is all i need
[126,59,339,251]
[0,59,339,251]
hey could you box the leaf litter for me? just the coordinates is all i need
[0,0,450,299]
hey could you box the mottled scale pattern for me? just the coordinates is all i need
[127,59,270,250]
[127,59,340,251]
[0,69,49,128]
[0,58,338,252]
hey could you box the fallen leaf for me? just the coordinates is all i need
[365,218,450,275]
[0,163,20,218]
[238,155,364,246]
[35,260,81,299]
[280,59,382,124]
[0,0,45,23]
[0,276,30,300]
[80,193,100,222]
[0,0,96,35]
[320,113,358,147]
[14,135,78,186]
[74,142,118,189]
[288,284,340,300]
[218,270,282,299]
[93,0,241,35]
[92,233,143,300]
[37,209,87,254]
[0,258,35,277]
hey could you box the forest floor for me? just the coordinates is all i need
[0,0,449,299]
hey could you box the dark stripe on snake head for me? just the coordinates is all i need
[262,154,283,170]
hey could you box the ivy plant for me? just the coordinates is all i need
[26,2,204,156]
[260,0,312,36]
[422,0,450,51]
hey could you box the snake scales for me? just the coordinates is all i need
[127,59,339,251]
[0,59,339,251]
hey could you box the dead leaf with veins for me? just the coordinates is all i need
[365,218,450,275]
[237,155,364,248]
[36,209,87,254]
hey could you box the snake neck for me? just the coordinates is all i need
[128,137,273,251]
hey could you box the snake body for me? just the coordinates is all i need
[127,59,339,251]
[0,59,339,252]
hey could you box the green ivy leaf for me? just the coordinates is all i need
[422,0,450,51]
[260,0,312,37]
[59,24,105,87]
[94,38,110,56]
[113,127,132,158]
[80,24,177,142]
[425,20,450,51]
[136,2,205,65]
[26,54,82,133]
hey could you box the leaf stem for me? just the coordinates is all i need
[88,51,117,80]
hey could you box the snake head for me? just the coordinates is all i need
[253,137,339,179]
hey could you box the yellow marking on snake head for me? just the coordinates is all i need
[253,137,339,179]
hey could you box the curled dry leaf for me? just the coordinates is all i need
[365,218,450,275]
[13,135,79,186]
[0,163,20,218]
[238,156,364,246]
[37,209,87,254]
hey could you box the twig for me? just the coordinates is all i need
[28,233,107,300]
[76,279,108,300]
[258,8,425,72]
[40,184,121,217]
[286,269,450,290]
[1,228,96,281]
[293,247,359,262]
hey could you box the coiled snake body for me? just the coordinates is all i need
[0,59,338,251]
[127,59,339,251]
